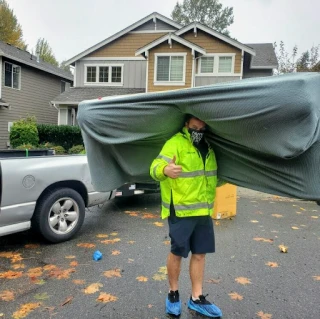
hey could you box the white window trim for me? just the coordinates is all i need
[198,53,236,76]
[4,61,21,90]
[84,64,124,86]
[154,53,187,86]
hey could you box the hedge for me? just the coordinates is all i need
[10,116,39,148]
[37,124,84,150]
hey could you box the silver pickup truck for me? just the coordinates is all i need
[0,153,115,243]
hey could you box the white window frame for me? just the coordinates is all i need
[197,53,236,76]
[4,62,21,90]
[154,53,187,86]
[84,64,124,86]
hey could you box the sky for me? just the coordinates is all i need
[6,0,320,64]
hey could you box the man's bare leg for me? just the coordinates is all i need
[190,254,205,298]
[167,252,182,291]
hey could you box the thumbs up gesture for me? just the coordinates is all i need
[164,155,182,179]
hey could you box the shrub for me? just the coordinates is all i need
[10,116,39,148]
[37,124,83,150]
[15,143,37,150]
[52,145,66,155]
[68,145,85,154]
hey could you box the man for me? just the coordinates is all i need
[150,114,222,318]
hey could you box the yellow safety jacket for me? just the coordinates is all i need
[150,127,218,219]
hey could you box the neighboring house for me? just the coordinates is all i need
[0,40,73,149]
[52,12,278,126]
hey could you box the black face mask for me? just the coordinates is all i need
[188,128,204,145]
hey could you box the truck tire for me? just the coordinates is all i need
[32,187,85,243]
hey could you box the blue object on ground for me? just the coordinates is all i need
[93,250,103,261]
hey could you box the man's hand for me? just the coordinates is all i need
[163,155,182,179]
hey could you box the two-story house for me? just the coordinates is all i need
[0,40,73,149]
[52,12,277,126]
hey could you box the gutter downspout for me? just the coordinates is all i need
[240,50,244,80]
[145,50,149,93]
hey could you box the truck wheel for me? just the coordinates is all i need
[32,188,85,243]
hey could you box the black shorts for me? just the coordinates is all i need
[168,214,215,258]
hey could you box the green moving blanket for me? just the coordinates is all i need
[77,72,320,201]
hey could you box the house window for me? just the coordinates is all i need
[200,57,214,73]
[155,54,186,85]
[61,81,66,93]
[198,54,235,75]
[218,56,233,73]
[85,65,123,85]
[5,62,21,89]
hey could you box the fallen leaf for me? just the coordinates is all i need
[141,213,158,219]
[266,262,279,268]
[73,279,86,285]
[27,267,43,278]
[0,270,23,279]
[148,304,154,308]
[49,267,75,280]
[136,276,148,282]
[228,292,243,300]
[313,276,320,281]
[0,313,3,317]
[256,310,272,319]
[101,238,121,244]
[65,255,76,259]
[291,226,299,230]
[69,261,78,267]
[253,238,273,243]
[104,268,122,278]
[110,232,118,236]
[158,266,167,275]
[215,221,220,226]
[34,292,49,300]
[163,240,170,245]
[153,222,164,227]
[111,250,121,255]
[96,234,109,238]
[24,244,40,249]
[299,207,306,211]
[128,258,134,263]
[43,264,58,271]
[271,214,283,218]
[127,241,135,244]
[278,245,288,253]
[77,243,96,248]
[12,302,41,319]
[311,216,319,219]
[12,264,25,270]
[61,296,73,306]
[0,290,15,301]
[235,277,251,285]
[83,283,103,294]
[152,273,167,281]
[34,279,46,285]
[96,292,118,303]
[250,220,259,223]
[205,278,221,284]
[296,212,302,214]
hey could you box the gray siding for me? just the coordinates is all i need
[76,60,146,88]
[0,58,72,148]
[195,76,241,86]
[132,20,177,31]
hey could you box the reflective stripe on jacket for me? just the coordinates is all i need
[150,127,217,219]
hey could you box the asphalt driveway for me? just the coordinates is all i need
[0,188,319,318]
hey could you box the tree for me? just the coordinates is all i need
[273,41,297,74]
[60,60,72,73]
[171,0,234,35]
[296,51,310,72]
[34,38,59,66]
[0,0,27,49]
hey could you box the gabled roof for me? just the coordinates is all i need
[135,33,206,56]
[245,43,278,69]
[0,41,73,81]
[51,87,145,105]
[175,22,256,56]
[65,12,182,66]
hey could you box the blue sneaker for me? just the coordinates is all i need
[188,294,222,318]
[166,290,181,317]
